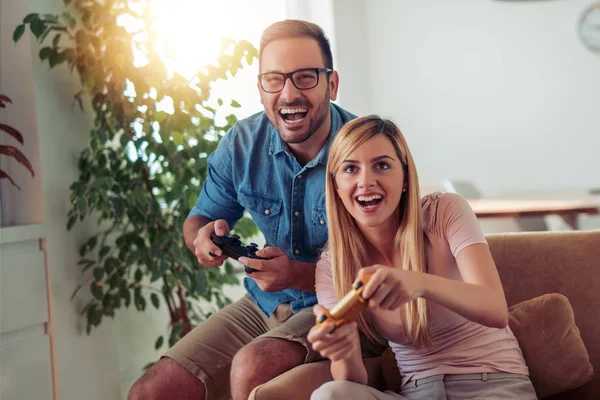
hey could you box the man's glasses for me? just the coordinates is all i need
[258,68,333,93]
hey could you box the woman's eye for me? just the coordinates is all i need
[343,165,357,173]
[375,162,390,170]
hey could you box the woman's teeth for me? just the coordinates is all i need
[357,194,383,208]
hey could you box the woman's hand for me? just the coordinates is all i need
[308,305,362,362]
[357,265,425,310]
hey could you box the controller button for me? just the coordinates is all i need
[317,315,327,323]
[264,209,270,215]
[353,281,363,290]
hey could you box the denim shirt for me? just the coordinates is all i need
[189,103,356,316]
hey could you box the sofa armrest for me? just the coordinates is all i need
[249,357,383,400]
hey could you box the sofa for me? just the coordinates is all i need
[249,230,599,399]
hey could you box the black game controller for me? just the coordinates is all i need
[210,234,266,274]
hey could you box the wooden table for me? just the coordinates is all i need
[467,199,599,230]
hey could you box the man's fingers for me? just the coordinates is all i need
[239,257,265,272]
[255,246,284,259]
[213,219,229,236]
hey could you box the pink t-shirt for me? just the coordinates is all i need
[315,192,529,385]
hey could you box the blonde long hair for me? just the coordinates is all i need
[325,115,429,346]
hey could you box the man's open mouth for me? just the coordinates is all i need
[279,107,308,123]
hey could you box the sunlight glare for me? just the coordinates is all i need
[149,0,231,79]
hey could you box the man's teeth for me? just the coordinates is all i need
[357,195,382,202]
[280,108,308,114]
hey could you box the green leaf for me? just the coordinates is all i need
[67,215,77,230]
[155,335,164,350]
[13,25,25,43]
[230,100,241,108]
[93,267,104,281]
[23,13,39,23]
[195,270,206,294]
[99,245,110,259]
[217,98,223,106]
[30,18,46,39]
[111,197,125,219]
[150,293,159,309]
[90,282,103,300]
[70,284,82,301]
[134,269,143,282]
[52,33,61,48]
[39,47,52,61]
[105,257,119,274]
[77,195,87,213]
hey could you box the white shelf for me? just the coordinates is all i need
[0,224,46,244]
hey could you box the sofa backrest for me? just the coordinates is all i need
[488,231,600,399]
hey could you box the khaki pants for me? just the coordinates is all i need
[311,372,538,400]
[165,295,386,400]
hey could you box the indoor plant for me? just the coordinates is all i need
[13,0,258,356]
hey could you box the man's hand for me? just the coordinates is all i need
[192,219,230,267]
[239,247,298,292]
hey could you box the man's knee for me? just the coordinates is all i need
[230,338,307,383]
[311,381,359,400]
[128,358,205,400]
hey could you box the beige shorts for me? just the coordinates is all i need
[164,295,386,400]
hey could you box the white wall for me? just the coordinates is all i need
[2,0,122,398]
[333,0,600,196]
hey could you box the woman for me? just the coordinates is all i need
[307,116,536,399]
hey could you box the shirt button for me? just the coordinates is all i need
[264,209,270,215]
[297,174,303,179]
[295,249,300,255]
[294,211,300,217]
[320,220,325,225]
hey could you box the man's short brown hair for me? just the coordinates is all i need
[259,19,333,71]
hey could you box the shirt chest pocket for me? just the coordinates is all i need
[312,206,328,253]
[238,189,282,245]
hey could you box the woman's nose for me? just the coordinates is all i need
[357,169,375,188]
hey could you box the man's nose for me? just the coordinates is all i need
[280,77,301,100]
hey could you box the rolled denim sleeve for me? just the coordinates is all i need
[188,128,244,228]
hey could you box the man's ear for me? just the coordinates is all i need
[328,71,339,101]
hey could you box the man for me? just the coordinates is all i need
[129,19,376,400]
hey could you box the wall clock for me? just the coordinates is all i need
[579,2,600,53]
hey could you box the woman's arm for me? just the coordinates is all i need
[421,243,508,328]
[359,243,508,329]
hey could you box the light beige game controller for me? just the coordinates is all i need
[316,274,372,329]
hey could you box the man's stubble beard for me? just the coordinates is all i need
[276,88,331,145]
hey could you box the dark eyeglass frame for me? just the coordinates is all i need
[257,67,333,93]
